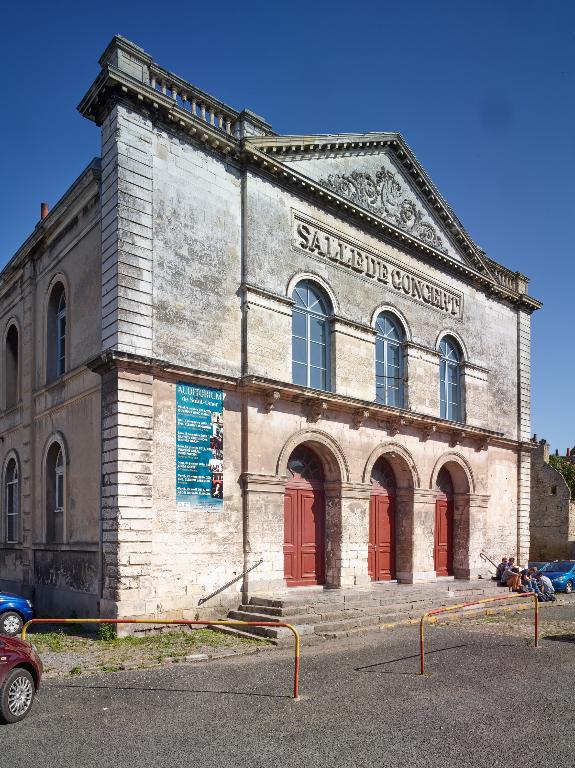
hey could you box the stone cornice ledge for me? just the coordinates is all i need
[78,64,239,155]
[86,350,240,387]
[240,375,525,449]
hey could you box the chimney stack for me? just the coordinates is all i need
[40,202,49,220]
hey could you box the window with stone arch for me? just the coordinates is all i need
[375,312,405,408]
[291,280,331,391]
[4,455,19,544]
[45,440,65,543]
[5,323,19,410]
[287,445,325,483]
[46,282,67,383]
[439,335,463,422]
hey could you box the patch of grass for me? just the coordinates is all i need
[30,626,268,658]
[100,665,121,673]
[97,628,267,652]
[98,623,116,642]
[69,666,82,676]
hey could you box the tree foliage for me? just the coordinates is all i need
[549,455,575,500]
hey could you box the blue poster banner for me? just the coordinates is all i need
[176,383,223,511]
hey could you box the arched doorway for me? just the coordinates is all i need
[368,457,397,581]
[283,445,325,586]
[434,467,454,576]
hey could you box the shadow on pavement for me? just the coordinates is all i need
[49,682,291,699]
[543,634,575,643]
[354,645,468,674]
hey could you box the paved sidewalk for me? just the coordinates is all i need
[3,602,575,768]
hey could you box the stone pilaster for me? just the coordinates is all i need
[101,103,154,356]
[394,488,415,580]
[517,309,532,563]
[453,492,490,579]
[99,366,154,618]
[331,320,376,402]
[404,343,439,418]
[241,473,288,594]
[397,488,436,583]
[327,481,372,588]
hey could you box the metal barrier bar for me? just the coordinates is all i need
[419,592,538,675]
[22,618,301,699]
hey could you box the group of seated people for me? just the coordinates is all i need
[496,557,556,601]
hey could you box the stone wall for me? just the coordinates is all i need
[0,163,103,615]
[530,441,575,560]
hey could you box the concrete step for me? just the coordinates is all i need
[238,603,312,618]
[234,580,515,640]
[313,613,387,634]
[227,609,315,626]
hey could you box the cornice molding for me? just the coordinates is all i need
[86,350,525,451]
[0,159,101,288]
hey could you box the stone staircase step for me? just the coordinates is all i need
[238,603,312,618]
[228,609,315,626]
[232,580,518,641]
[313,614,385,634]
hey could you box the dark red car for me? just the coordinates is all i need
[0,635,42,723]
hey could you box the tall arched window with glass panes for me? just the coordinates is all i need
[4,456,19,544]
[439,336,463,422]
[291,281,331,391]
[375,312,404,408]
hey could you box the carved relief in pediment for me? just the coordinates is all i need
[319,165,448,255]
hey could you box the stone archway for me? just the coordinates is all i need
[283,444,327,586]
[278,430,349,588]
[363,443,418,583]
[430,454,477,579]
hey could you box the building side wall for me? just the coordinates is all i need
[148,378,244,615]
[0,175,102,615]
[151,125,242,376]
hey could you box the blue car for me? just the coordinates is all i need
[0,593,34,637]
[540,561,575,593]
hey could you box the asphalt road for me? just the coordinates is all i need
[3,608,575,768]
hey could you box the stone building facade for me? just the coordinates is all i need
[0,37,541,619]
[530,440,575,561]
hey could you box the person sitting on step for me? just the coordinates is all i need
[505,567,522,592]
[536,571,557,602]
[496,557,509,582]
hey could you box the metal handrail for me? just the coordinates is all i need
[22,617,301,699]
[198,559,264,606]
[419,592,538,675]
[479,551,499,573]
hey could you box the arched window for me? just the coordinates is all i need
[4,457,19,544]
[370,457,397,493]
[287,445,324,482]
[45,442,65,543]
[291,281,331,391]
[47,283,66,382]
[439,336,463,422]
[375,313,404,408]
[5,324,19,409]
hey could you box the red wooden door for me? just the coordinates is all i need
[434,498,454,576]
[368,493,395,581]
[283,486,325,586]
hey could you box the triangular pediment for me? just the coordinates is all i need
[247,133,494,277]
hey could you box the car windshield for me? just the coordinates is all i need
[542,562,573,573]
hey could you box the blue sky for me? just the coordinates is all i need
[1,0,573,450]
